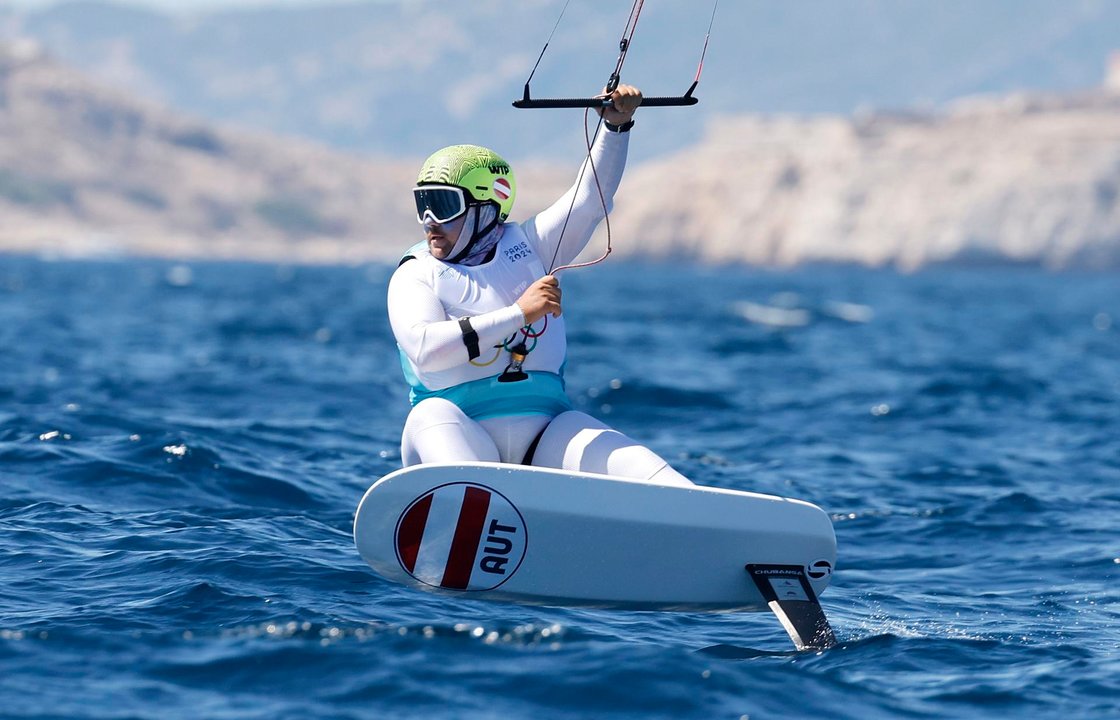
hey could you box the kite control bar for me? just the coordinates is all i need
[512,81,699,109]
[512,1,715,111]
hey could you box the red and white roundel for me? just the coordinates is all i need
[395,483,527,591]
[492,177,511,201]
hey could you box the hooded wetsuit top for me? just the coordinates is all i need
[388,128,629,420]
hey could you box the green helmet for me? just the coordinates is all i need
[416,145,516,222]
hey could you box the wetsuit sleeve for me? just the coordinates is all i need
[388,263,525,372]
[522,128,629,270]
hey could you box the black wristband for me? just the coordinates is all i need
[458,317,480,360]
[604,119,635,133]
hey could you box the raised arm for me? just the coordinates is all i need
[523,85,641,269]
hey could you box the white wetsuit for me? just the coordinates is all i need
[388,128,692,487]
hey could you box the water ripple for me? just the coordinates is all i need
[1,259,1117,719]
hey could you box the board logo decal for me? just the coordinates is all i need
[395,482,527,591]
[806,559,833,579]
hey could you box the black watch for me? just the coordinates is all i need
[604,119,635,133]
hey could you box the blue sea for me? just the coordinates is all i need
[1,256,1117,719]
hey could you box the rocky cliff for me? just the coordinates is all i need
[8,0,1120,163]
[0,42,574,263]
[614,91,1120,269]
[1,42,1118,269]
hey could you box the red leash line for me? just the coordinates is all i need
[550,108,613,274]
[548,0,645,274]
[543,0,717,275]
[693,0,718,85]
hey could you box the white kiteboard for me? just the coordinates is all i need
[354,463,837,648]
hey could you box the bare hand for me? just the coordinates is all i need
[516,275,562,324]
[599,83,642,125]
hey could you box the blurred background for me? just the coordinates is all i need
[0,0,1118,267]
[3,6,1118,718]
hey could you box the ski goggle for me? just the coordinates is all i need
[413,185,470,224]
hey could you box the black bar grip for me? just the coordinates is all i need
[513,95,698,109]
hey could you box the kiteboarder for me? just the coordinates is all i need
[387,84,693,487]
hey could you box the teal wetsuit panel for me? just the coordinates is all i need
[399,347,572,421]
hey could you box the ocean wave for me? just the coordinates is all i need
[2,259,1118,719]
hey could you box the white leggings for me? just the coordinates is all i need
[400,397,693,487]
